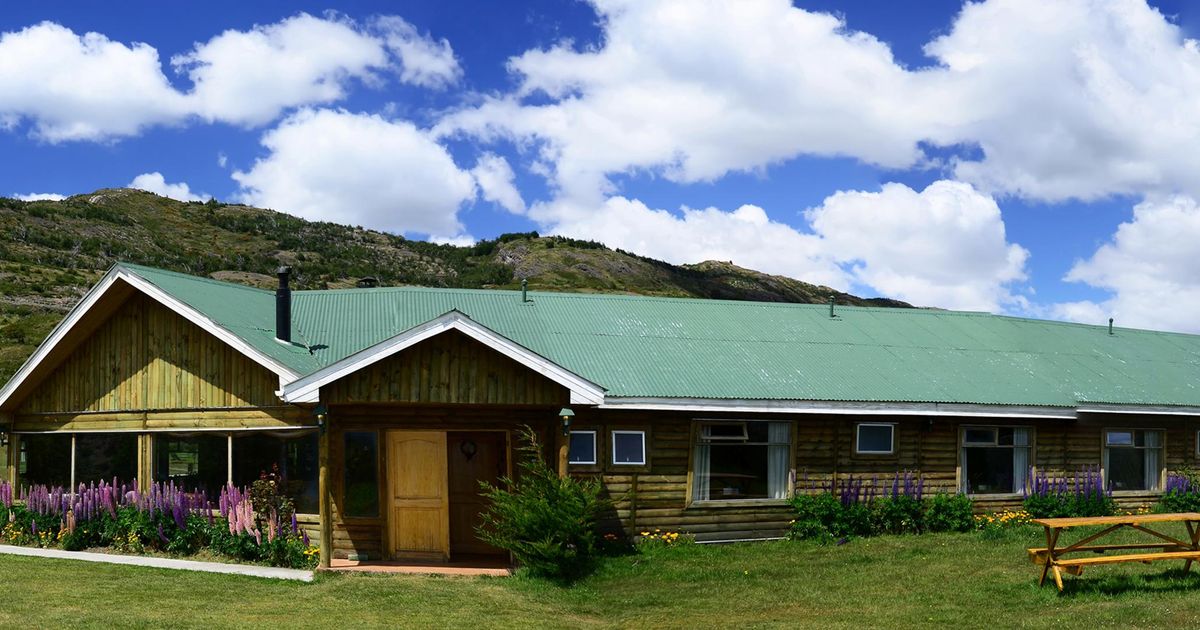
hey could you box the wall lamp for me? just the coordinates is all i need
[559,407,575,437]
[315,403,329,434]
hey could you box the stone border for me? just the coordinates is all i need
[0,544,313,582]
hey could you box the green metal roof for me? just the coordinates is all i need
[120,263,1200,408]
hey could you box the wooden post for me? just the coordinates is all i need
[318,422,332,569]
[556,429,569,479]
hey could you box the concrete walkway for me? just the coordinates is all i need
[0,545,314,582]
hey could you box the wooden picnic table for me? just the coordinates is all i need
[1029,512,1200,591]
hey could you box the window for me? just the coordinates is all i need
[568,431,597,465]
[343,432,380,518]
[692,421,791,502]
[18,434,71,489]
[75,433,138,486]
[612,431,646,466]
[856,423,895,455]
[233,431,319,514]
[153,434,228,495]
[1105,429,1163,492]
[961,426,1031,495]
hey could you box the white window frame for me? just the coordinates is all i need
[568,430,598,465]
[611,430,647,466]
[959,425,1033,496]
[1103,428,1164,493]
[855,422,895,455]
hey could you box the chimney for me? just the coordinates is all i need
[276,266,292,343]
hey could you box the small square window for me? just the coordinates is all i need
[568,431,597,465]
[856,424,895,454]
[612,431,646,466]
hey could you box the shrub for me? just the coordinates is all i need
[923,493,975,533]
[1157,470,1200,513]
[789,472,972,541]
[872,495,924,535]
[1023,466,1115,518]
[476,427,612,581]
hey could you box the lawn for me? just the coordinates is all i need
[4,526,1200,629]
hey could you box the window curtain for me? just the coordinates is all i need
[692,442,711,502]
[1012,428,1030,494]
[767,422,790,500]
[1144,431,1162,491]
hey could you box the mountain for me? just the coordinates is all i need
[0,188,910,383]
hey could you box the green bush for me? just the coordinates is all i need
[872,495,924,535]
[476,427,612,581]
[923,494,975,532]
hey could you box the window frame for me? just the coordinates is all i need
[340,429,382,520]
[958,424,1034,497]
[854,422,896,456]
[1102,427,1165,494]
[690,419,794,506]
[610,430,647,467]
[568,430,598,466]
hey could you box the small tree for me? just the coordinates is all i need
[476,426,611,581]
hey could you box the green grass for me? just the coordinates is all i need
[3,527,1200,628]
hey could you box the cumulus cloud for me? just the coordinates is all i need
[806,181,1029,311]
[471,153,526,214]
[232,108,476,238]
[12,192,66,201]
[0,22,188,142]
[129,172,209,202]
[375,16,462,89]
[0,13,461,142]
[1054,196,1200,333]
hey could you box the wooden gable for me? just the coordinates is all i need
[322,329,569,406]
[17,292,281,414]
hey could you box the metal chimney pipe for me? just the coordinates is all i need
[276,266,292,343]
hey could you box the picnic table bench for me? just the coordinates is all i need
[1028,512,1200,591]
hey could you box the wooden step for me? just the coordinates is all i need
[1054,550,1200,567]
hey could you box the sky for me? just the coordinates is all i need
[2,0,1199,333]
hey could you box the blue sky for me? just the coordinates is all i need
[1,0,1198,333]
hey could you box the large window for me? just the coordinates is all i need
[692,421,790,502]
[75,433,138,486]
[233,431,319,514]
[961,427,1030,495]
[153,434,228,495]
[343,432,380,518]
[18,434,71,489]
[1105,430,1163,492]
[568,431,597,465]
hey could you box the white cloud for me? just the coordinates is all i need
[0,22,188,142]
[129,172,209,202]
[172,13,389,127]
[806,181,1029,311]
[232,108,476,238]
[12,192,66,201]
[471,153,525,214]
[374,16,462,89]
[217,152,228,168]
[1054,196,1200,333]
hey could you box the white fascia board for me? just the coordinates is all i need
[1077,404,1200,416]
[598,397,1078,419]
[280,310,606,405]
[0,266,299,410]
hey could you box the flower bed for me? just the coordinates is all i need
[789,472,975,541]
[0,478,317,570]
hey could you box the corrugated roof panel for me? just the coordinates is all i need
[116,265,1200,407]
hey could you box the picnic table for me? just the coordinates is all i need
[1029,512,1200,591]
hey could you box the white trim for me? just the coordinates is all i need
[854,422,896,455]
[280,310,606,405]
[0,266,300,410]
[600,397,1077,419]
[1079,404,1200,416]
[567,430,597,465]
[611,430,646,466]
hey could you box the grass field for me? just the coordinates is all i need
[4,526,1200,629]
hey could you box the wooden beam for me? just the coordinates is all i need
[556,429,568,478]
[318,422,332,569]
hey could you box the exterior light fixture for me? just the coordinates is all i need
[559,407,575,436]
[315,403,329,434]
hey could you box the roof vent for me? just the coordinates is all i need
[829,296,837,318]
[521,278,530,303]
[275,266,292,343]
[356,276,379,288]
[1108,317,1114,336]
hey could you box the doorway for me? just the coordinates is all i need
[386,429,509,562]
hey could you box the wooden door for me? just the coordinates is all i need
[386,431,449,561]
[447,432,507,556]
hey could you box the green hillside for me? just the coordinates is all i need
[0,188,908,383]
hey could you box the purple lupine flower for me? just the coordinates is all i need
[157,523,170,546]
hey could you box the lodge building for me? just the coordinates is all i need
[0,263,1198,566]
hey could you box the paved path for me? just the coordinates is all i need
[0,544,314,582]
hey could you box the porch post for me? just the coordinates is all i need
[556,431,568,478]
[318,421,332,569]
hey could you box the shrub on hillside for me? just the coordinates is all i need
[476,427,612,581]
